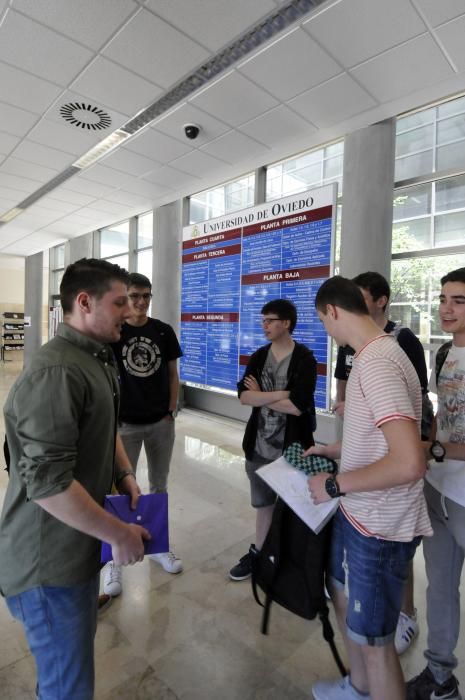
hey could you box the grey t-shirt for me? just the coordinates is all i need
[253,350,291,463]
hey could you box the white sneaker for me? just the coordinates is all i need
[103,561,123,596]
[149,551,183,574]
[394,609,419,655]
[312,676,370,699]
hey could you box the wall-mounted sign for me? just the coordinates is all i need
[180,184,336,409]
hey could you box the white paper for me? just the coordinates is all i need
[257,456,339,533]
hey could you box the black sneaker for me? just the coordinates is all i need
[229,548,254,581]
[406,666,462,700]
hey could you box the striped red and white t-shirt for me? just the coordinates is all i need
[340,334,432,541]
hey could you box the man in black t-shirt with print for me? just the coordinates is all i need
[104,273,183,596]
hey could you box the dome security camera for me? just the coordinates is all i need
[184,123,200,140]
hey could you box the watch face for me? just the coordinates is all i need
[325,477,338,498]
[431,441,445,459]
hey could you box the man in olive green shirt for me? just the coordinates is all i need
[0,258,150,700]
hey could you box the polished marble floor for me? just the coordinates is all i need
[0,360,464,699]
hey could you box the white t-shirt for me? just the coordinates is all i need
[340,334,432,541]
[427,343,465,506]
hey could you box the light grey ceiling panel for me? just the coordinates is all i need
[436,15,465,72]
[239,105,317,147]
[415,0,465,27]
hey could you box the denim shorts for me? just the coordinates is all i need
[329,509,421,646]
[245,458,277,508]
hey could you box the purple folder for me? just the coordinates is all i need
[101,493,169,563]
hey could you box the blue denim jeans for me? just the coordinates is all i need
[6,575,99,700]
[329,509,421,646]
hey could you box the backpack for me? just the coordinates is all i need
[251,498,346,677]
[392,324,434,439]
[435,341,452,384]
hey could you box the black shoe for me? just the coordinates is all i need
[406,666,462,700]
[229,548,254,581]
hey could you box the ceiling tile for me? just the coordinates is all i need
[125,128,193,164]
[0,61,63,114]
[100,148,159,176]
[103,9,209,89]
[436,15,465,72]
[289,73,377,128]
[79,163,134,189]
[32,196,81,216]
[0,197,19,211]
[44,219,90,236]
[415,0,465,27]
[47,186,97,207]
[239,28,341,101]
[0,184,29,202]
[154,103,230,145]
[169,150,229,177]
[305,0,426,68]
[146,0,276,52]
[352,34,455,103]
[12,140,76,172]
[118,178,175,198]
[27,118,104,156]
[0,171,42,195]
[0,10,93,86]
[143,164,200,190]
[190,72,279,127]
[200,130,269,164]
[103,190,153,208]
[60,175,118,199]
[0,156,58,183]
[13,0,138,50]
[0,131,20,158]
[82,200,131,217]
[239,105,317,147]
[0,101,39,137]
[72,56,161,115]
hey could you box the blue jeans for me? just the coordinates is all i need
[6,575,99,700]
[329,509,420,646]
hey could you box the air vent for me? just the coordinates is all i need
[60,103,112,131]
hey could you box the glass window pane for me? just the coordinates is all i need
[105,254,129,270]
[438,95,465,120]
[137,212,153,249]
[323,155,343,181]
[392,218,431,253]
[396,108,435,133]
[434,211,465,247]
[189,174,255,224]
[393,184,431,220]
[100,222,129,257]
[52,270,64,295]
[436,142,465,172]
[325,142,344,158]
[396,124,434,158]
[137,249,153,280]
[437,114,465,146]
[394,150,434,181]
[435,175,465,212]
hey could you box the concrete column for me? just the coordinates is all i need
[153,201,182,334]
[339,119,396,280]
[24,252,43,366]
[69,232,94,263]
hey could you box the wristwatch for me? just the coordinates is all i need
[325,475,345,498]
[167,409,177,419]
[430,440,445,463]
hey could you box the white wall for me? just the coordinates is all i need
[0,255,25,305]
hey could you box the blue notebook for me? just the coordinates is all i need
[101,493,169,563]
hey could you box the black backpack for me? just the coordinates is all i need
[435,341,452,384]
[251,498,346,677]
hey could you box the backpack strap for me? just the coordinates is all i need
[435,341,452,384]
[318,607,347,678]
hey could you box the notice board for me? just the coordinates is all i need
[180,184,336,410]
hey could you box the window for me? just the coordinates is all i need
[136,211,153,280]
[50,244,65,296]
[266,141,343,201]
[392,94,465,371]
[100,221,129,259]
[189,173,255,224]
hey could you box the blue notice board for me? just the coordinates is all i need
[180,184,336,409]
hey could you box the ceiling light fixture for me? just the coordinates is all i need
[0,207,24,224]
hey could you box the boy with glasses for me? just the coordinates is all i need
[104,273,183,596]
[229,298,317,580]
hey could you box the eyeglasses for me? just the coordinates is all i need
[128,293,152,301]
[261,317,281,326]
